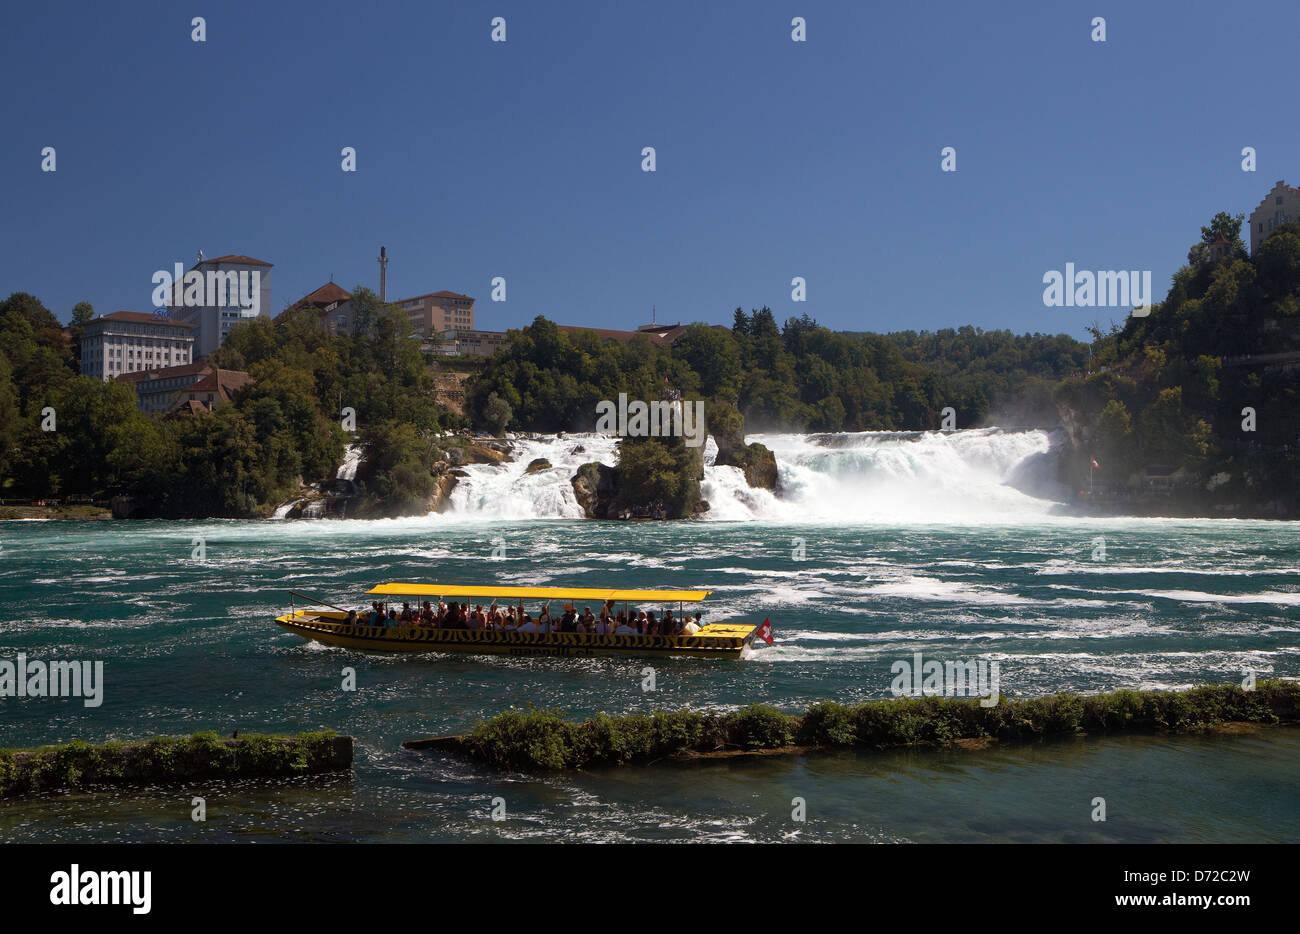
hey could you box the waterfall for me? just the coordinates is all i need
[271,500,301,520]
[337,444,362,481]
[446,434,620,519]
[440,428,1067,522]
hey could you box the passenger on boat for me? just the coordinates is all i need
[580,607,596,632]
[399,602,414,626]
[636,610,648,633]
[537,603,553,632]
[346,609,359,627]
[682,613,701,635]
[614,615,638,635]
[370,602,385,626]
[420,602,435,627]
[466,605,485,630]
[515,612,540,632]
[645,611,659,635]
[558,604,577,633]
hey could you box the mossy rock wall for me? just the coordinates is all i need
[428,681,1300,771]
[0,731,352,798]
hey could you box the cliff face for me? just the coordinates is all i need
[571,462,618,518]
[715,441,779,491]
[571,440,712,520]
[710,408,779,491]
[1055,399,1089,452]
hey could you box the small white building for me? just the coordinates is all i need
[80,311,196,381]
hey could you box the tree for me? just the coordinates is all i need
[1095,399,1134,477]
[1201,211,1246,247]
[354,420,437,517]
[671,323,741,399]
[482,391,512,436]
[71,302,94,326]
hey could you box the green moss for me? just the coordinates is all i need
[0,730,346,798]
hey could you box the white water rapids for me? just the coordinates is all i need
[437,428,1068,523]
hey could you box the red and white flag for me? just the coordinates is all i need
[754,618,774,645]
[1090,457,1101,470]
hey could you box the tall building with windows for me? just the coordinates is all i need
[80,311,196,381]
[397,290,475,337]
[1249,180,1300,254]
[168,254,273,356]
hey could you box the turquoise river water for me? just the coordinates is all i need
[1,512,1297,842]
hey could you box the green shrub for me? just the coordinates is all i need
[725,704,795,749]
[444,681,1300,771]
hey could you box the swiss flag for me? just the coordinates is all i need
[1091,457,1101,470]
[754,618,774,645]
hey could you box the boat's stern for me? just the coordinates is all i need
[692,621,761,658]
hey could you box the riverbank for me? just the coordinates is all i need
[409,682,1300,771]
[0,730,352,797]
[0,504,111,520]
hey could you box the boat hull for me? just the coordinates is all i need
[274,611,757,659]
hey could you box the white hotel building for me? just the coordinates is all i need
[80,311,196,381]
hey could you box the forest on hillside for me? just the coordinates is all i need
[2,208,1297,518]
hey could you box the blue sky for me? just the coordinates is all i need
[2,0,1296,339]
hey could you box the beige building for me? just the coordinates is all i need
[80,311,196,381]
[1249,180,1300,253]
[115,361,253,415]
[276,281,355,335]
[398,290,475,337]
[433,328,509,357]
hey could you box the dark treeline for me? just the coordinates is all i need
[1054,213,1300,506]
[463,312,1088,435]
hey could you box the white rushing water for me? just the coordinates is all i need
[439,428,1068,523]
[337,444,362,481]
[446,434,618,519]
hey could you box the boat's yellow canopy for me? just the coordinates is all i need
[365,583,711,603]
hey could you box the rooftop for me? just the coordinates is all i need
[556,323,727,346]
[114,360,210,383]
[396,290,475,304]
[89,311,196,328]
[196,254,273,267]
[276,281,353,321]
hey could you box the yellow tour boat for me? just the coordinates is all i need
[274,583,767,659]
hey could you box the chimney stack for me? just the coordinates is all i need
[378,246,388,303]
